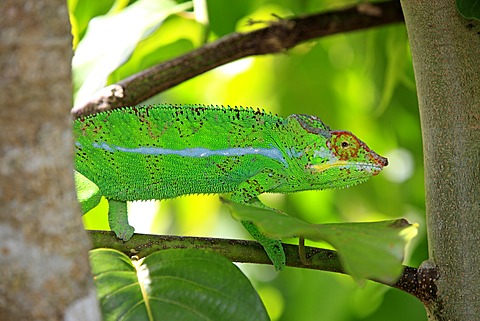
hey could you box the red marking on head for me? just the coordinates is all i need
[329,131,361,161]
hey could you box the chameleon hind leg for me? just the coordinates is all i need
[230,172,286,271]
[74,172,134,241]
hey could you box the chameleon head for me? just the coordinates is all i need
[309,131,388,188]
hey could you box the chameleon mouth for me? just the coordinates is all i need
[311,161,385,175]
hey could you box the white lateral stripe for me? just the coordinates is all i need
[89,142,288,165]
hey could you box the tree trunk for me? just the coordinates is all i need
[400,1,480,319]
[0,1,100,320]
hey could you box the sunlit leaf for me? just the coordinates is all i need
[72,0,192,106]
[68,0,117,49]
[90,248,269,321]
[226,200,417,284]
[75,171,102,214]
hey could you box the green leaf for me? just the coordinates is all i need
[376,26,408,115]
[90,248,269,321]
[226,201,417,284]
[108,39,194,84]
[72,0,193,105]
[456,0,480,20]
[108,13,205,83]
[68,0,116,48]
[74,171,102,214]
[206,0,257,36]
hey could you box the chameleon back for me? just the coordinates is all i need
[74,104,291,201]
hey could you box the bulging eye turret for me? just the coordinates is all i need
[329,132,361,160]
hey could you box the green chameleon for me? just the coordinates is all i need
[74,104,388,270]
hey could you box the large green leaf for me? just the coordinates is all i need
[226,201,417,284]
[90,248,269,321]
[456,0,480,20]
[72,0,192,105]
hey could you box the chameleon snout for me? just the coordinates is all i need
[370,151,388,173]
[377,154,388,167]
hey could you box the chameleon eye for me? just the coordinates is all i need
[331,132,360,160]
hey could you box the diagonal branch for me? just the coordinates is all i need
[72,1,404,118]
[89,230,437,303]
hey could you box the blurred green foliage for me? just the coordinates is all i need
[70,0,427,320]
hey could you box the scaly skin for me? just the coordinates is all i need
[74,104,388,270]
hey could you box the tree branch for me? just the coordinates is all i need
[88,230,436,303]
[72,1,404,118]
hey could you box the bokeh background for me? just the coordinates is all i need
[70,0,428,320]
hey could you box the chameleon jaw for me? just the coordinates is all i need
[310,161,385,175]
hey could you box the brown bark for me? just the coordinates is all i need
[0,1,99,320]
[400,0,480,319]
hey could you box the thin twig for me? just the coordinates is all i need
[72,1,404,118]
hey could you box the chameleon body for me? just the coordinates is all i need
[74,104,388,270]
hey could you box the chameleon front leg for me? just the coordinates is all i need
[75,172,134,241]
[230,171,286,271]
[108,199,135,241]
